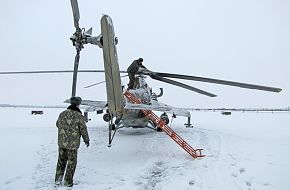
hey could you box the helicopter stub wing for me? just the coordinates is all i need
[0,99,108,113]
[0,104,67,109]
[185,107,290,113]
[64,99,107,112]
[0,103,99,114]
[124,101,191,118]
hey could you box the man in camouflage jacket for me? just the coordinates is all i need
[127,58,146,89]
[55,96,90,187]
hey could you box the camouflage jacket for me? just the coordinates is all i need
[127,60,146,75]
[56,108,89,149]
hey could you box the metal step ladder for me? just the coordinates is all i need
[124,90,205,159]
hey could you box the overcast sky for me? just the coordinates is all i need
[0,0,289,109]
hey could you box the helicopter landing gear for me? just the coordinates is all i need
[107,113,117,147]
[184,117,193,128]
[111,124,116,131]
[156,127,163,132]
[107,114,123,147]
[108,122,117,147]
[103,112,111,122]
[84,112,89,122]
[160,112,169,125]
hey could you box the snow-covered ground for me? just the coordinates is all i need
[1,0,289,189]
[1,108,289,190]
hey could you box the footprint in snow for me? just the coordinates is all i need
[189,179,195,186]
[239,168,246,174]
[135,161,168,189]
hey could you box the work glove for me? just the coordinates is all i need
[85,141,89,147]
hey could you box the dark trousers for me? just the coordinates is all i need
[55,147,78,185]
[128,73,137,89]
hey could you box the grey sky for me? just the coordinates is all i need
[0,0,289,108]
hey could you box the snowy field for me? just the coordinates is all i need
[0,108,289,190]
[1,0,290,189]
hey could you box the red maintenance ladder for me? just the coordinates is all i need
[124,91,205,159]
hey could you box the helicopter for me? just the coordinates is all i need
[68,0,282,139]
[0,0,284,158]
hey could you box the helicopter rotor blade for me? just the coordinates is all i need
[155,72,282,93]
[0,70,99,74]
[0,70,127,75]
[84,74,128,88]
[84,81,106,88]
[70,0,80,29]
[149,73,217,97]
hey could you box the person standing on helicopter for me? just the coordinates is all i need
[127,58,146,89]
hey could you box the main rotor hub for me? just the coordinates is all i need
[70,28,86,51]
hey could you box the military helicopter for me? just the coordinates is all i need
[0,1,282,126]
[0,0,284,157]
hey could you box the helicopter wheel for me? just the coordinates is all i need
[160,113,169,125]
[103,113,111,122]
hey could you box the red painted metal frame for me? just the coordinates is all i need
[124,90,205,159]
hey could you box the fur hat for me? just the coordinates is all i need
[70,96,82,106]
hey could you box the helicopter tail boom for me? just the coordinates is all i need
[101,15,124,118]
